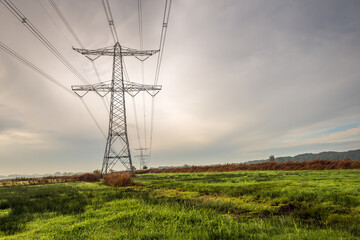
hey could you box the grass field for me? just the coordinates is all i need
[1,170,359,239]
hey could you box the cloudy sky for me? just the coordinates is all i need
[0,0,359,175]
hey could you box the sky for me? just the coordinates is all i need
[0,0,359,175]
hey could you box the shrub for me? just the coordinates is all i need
[72,173,101,182]
[103,172,134,187]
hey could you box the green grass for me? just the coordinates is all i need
[0,170,359,239]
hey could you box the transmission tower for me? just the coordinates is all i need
[71,42,160,174]
[135,147,149,169]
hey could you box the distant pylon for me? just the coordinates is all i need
[135,147,149,169]
[71,42,160,174]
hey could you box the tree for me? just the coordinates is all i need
[143,166,148,170]
[269,155,275,162]
[93,169,100,174]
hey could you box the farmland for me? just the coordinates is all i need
[1,170,360,239]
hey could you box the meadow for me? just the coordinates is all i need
[0,170,359,239]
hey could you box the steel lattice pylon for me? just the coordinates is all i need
[134,147,149,170]
[71,42,160,174]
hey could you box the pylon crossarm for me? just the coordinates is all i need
[71,82,112,97]
[72,81,161,97]
[124,82,162,97]
[72,45,113,56]
[73,46,159,57]
[122,47,159,57]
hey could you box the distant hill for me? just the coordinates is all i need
[246,149,360,164]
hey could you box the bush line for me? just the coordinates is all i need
[135,159,360,174]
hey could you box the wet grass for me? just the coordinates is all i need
[0,170,359,239]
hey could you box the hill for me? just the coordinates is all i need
[246,149,360,164]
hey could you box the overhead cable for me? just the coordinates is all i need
[48,0,84,48]
[149,0,173,157]
[36,0,74,47]
[101,0,119,43]
[1,0,90,85]
[138,0,147,148]
[0,41,73,95]
[132,97,142,149]
[154,0,172,85]
[80,99,107,138]
[149,97,156,157]
[47,0,109,111]
[0,41,107,138]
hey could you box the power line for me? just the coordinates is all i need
[154,0,172,85]
[0,41,107,137]
[0,40,73,95]
[36,0,91,81]
[48,0,83,48]
[132,97,142,149]
[80,98,107,138]
[1,0,106,137]
[137,0,143,50]
[36,0,98,94]
[36,0,74,47]
[1,0,89,85]
[100,0,132,84]
[149,0,173,157]
[138,0,147,149]
[46,0,110,111]
[149,96,156,157]
[101,0,119,43]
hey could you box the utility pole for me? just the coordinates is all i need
[71,42,160,174]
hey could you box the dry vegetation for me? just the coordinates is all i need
[135,159,360,174]
[103,172,134,187]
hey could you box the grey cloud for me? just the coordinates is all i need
[0,117,23,133]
